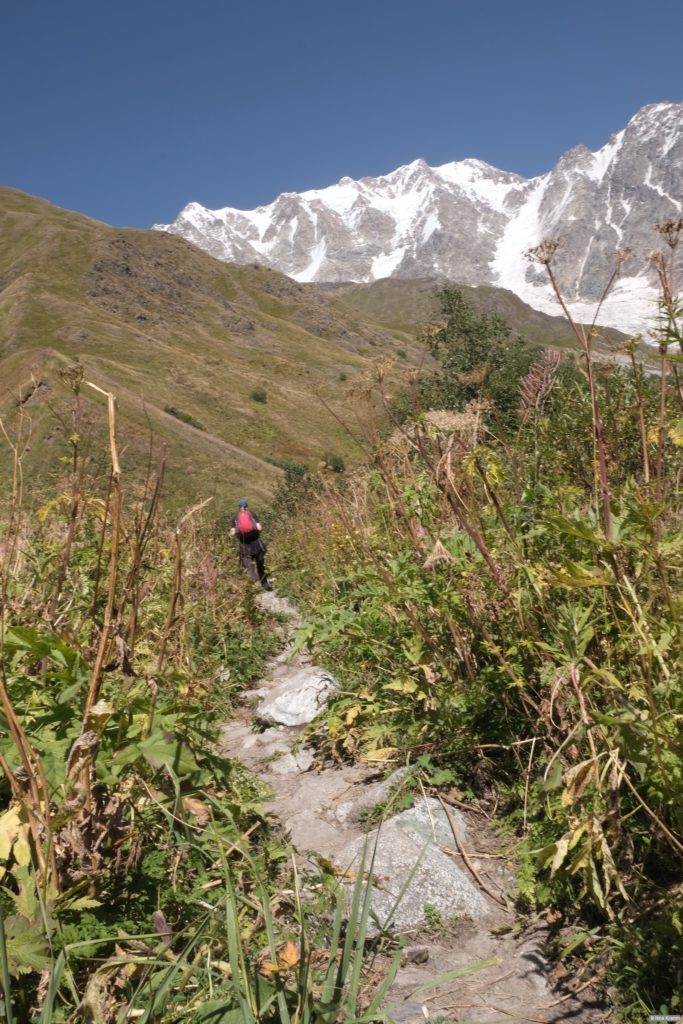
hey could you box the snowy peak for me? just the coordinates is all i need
[154,101,683,332]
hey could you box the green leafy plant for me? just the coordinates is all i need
[164,405,206,431]
[273,243,683,1018]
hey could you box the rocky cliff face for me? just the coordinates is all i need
[155,102,683,333]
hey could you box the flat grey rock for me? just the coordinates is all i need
[219,721,300,767]
[241,686,270,701]
[393,796,468,845]
[331,767,410,825]
[255,665,338,727]
[381,1000,426,1024]
[257,592,301,622]
[265,748,315,775]
[342,809,488,933]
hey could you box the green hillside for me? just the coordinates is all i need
[0,188,628,509]
[0,189,421,508]
[327,277,628,353]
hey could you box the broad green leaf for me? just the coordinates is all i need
[543,514,606,546]
[383,678,418,694]
[541,759,563,792]
[196,1005,245,1023]
[3,916,50,977]
[138,732,200,778]
[13,826,31,868]
[551,562,614,588]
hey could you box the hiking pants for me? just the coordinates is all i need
[238,543,269,588]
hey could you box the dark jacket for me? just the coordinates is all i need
[231,511,264,555]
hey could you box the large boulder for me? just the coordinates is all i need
[340,797,489,932]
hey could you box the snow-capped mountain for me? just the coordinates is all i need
[154,102,683,334]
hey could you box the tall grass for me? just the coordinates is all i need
[0,380,387,1020]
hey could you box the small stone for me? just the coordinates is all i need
[257,592,302,622]
[403,945,430,965]
[266,748,315,775]
[242,686,270,701]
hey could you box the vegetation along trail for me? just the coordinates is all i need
[221,589,607,1022]
[0,215,681,1021]
[267,226,683,1022]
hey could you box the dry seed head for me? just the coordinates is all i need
[614,247,633,271]
[654,218,683,249]
[619,334,642,354]
[422,539,455,571]
[525,239,561,266]
[519,349,562,423]
[372,359,394,383]
[59,364,85,394]
[648,249,667,273]
[423,409,480,435]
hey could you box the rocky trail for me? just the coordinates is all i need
[219,592,609,1024]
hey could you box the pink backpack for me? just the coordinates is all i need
[236,508,257,534]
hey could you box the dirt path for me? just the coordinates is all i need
[220,592,610,1024]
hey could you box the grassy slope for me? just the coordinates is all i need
[1,188,628,509]
[0,189,423,508]
[326,278,629,354]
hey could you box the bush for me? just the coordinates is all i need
[265,455,308,479]
[164,405,205,430]
[250,387,268,404]
[419,287,541,427]
[323,451,345,473]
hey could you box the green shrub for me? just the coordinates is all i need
[250,387,268,404]
[419,287,542,427]
[164,405,205,430]
[323,451,345,473]
[265,455,308,478]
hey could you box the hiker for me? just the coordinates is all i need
[230,499,272,590]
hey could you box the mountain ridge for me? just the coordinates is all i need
[0,187,633,506]
[156,101,683,334]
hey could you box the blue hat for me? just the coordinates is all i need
[238,498,248,507]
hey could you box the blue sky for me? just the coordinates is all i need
[4,0,682,228]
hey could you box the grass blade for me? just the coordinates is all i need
[0,906,14,1024]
